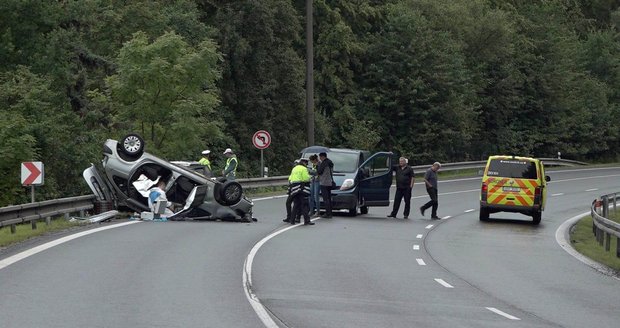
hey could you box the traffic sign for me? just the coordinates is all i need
[252,130,271,149]
[21,162,44,185]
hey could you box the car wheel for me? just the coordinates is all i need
[219,181,243,205]
[360,206,368,214]
[479,207,489,221]
[120,134,145,158]
[532,212,541,225]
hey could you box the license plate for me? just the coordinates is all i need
[502,186,520,192]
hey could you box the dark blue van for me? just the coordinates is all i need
[301,147,394,216]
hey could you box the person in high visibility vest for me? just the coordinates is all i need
[286,158,314,225]
[198,149,212,177]
[222,148,238,180]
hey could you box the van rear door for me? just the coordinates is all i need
[359,152,393,206]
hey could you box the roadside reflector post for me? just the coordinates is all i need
[46,216,51,226]
[602,196,609,218]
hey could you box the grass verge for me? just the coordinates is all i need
[570,215,620,271]
[0,218,83,248]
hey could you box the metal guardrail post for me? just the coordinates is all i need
[602,196,609,218]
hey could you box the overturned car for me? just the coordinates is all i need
[83,134,253,221]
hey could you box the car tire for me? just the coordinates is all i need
[348,206,357,216]
[479,207,489,221]
[360,206,369,215]
[532,212,541,225]
[219,180,243,205]
[120,133,145,159]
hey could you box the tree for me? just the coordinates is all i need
[105,31,224,159]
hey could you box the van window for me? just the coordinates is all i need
[487,159,538,179]
[329,152,360,173]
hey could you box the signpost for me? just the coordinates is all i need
[252,130,271,177]
[21,162,44,203]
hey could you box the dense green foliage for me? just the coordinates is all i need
[0,0,619,205]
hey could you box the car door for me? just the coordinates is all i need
[358,152,393,206]
[83,164,114,202]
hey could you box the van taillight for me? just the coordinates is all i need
[481,183,488,202]
[534,186,542,204]
[481,183,488,193]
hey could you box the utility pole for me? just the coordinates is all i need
[306,0,315,146]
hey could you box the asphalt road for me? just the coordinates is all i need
[1,167,619,327]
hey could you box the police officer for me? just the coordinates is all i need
[222,148,238,180]
[287,158,315,225]
[199,150,212,177]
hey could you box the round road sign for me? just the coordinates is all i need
[252,130,271,149]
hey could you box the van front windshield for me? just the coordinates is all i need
[301,152,359,173]
[487,159,538,179]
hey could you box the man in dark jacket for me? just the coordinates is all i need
[317,152,334,218]
[388,157,415,219]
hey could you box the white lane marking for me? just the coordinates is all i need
[485,307,521,320]
[413,245,420,250]
[442,216,451,220]
[464,209,475,213]
[416,234,423,239]
[555,211,620,281]
[252,195,288,201]
[434,279,454,288]
[243,217,320,327]
[585,188,598,192]
[551,193,564,196]
[416,259,426,266]
[425,224,434,229]
[0,221,141,271]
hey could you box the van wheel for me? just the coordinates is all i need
[532,212,541,225]
[348,206,357,216]
[360,206,368,214]
[479,208,489,221]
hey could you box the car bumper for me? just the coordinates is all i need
[322,192,357,210]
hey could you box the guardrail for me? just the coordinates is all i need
[0,158,587,234]
[238,158,586,189]
[0,195,95,234]
[591,193,620,258]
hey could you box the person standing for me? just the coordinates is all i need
[287,158,315,225]
[317,152,334,218]
[420,162,441,219]
[198,149,213,177]
[222,148,238,180]
[388,157,415,219]
[308,154,321,217]
[283,159,300,223]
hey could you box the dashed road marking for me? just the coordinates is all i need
[486,307,520,320]
[434,279,454,288]
[425,224,434,229]
[442,216,451,220]
[464,209,475,213]
[416,259,426,266]
[416,234,423,239]
[551,193,564,196]
[413,245,420,250]
[586,188,598,192]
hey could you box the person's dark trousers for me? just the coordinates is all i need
[320,186,333,217]
[292,193,311,224]
[285,193,294,221]
[390,187,412,217]
[421,187,438,217]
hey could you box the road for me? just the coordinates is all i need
[0,167,619,327]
